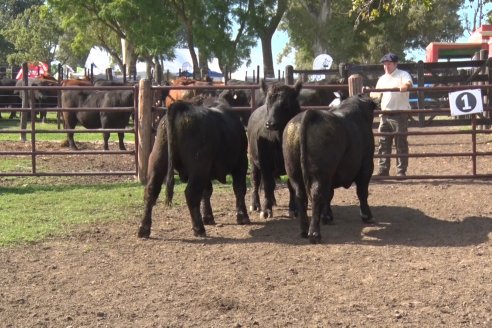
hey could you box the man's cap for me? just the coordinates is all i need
[380,53,399,63]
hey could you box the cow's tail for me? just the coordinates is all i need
[165,102,182,206]
[299,109,317,202]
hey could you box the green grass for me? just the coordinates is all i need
[0,158,32,172]
[0,168,285,247]
[0,177,191,247]
[0,112,135,143]
[0,181,142,246]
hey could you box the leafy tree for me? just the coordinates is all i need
[48,0,179,77]
[281,1,355,68]
[169,0,206,75]
[350,0,434,25]
[282,0,464,67]
[55,28,91,69]
[2,5,62,68]
[170,0,256,78]
[203,1,257,76]
[247,0,288,77]
[0,0,44,64]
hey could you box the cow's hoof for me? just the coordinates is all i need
[321,214,334,225]
[203,215,216,225]
[193,228,206,237]
[259,209,272,219]
[236,213,250,225]
[137,226,151,238]
[362,216,375,224]
[249,204,260,213]
[308,233,321,244]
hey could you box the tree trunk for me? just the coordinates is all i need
[121,38,137,79]
[198,50,209,79]
[145,58,154,80]
[261,37,275,78]
[185,27,199,78]
[301,0,330,57]
[251,0,288,79]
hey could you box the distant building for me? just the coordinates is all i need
[425,25,492,62]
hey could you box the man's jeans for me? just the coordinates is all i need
[377,114,409,174]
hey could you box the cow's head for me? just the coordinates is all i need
[219,88,250,107]
[264,80,302,131]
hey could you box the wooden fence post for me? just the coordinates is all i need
[20,62,29,142]
[138,79,152,184]
[417,60,425,127]
[106,68,113,80]
[155,63,162,85]
[285,65,294,85]
[485,58,492,129]
[348,74,363,96]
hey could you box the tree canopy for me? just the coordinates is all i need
[282,0,465,68]
[2,4,62,67]
[0,0,44,65]
[1,0,491,78]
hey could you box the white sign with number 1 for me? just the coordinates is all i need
[449,89,483,116]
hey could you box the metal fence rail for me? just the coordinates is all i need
[0,84,138,177]
[1,81,492,180]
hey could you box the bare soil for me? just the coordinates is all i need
[1,128,492,327]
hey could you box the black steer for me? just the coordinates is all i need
[61,89,133,150]
[282,94,377,243]
[0,78,21,119]
[218,88,252,127]
[246,80,302,219]
[14,78,59,123]
[138,99,250,238]
[252,80,346,109]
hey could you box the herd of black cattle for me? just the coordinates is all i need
[138,80,376,244]
[0,76,375,244]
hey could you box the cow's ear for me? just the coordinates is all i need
[294,80,303,95]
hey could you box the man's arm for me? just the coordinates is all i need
[399,80,412,92]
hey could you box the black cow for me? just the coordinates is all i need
[253,80,346,109]
[0,78,21,119]
[61,89,133,150]
[138,99,250,238]
[246,80,303,219]
[282,94,377,243]
[218,88,251,126]
[14,78,59,123]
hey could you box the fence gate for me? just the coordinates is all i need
[0,83,138,179]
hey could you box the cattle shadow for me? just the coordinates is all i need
[173,204,492,248]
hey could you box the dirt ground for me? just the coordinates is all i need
[1,128,492,327]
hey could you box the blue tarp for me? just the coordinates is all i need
[179,70,193,77]
[208,70,223,78]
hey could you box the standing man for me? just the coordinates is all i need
[372,52,413,177]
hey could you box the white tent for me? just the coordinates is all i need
[85,47,111,75]
[85,47,223,79]
[160,49,223,79]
